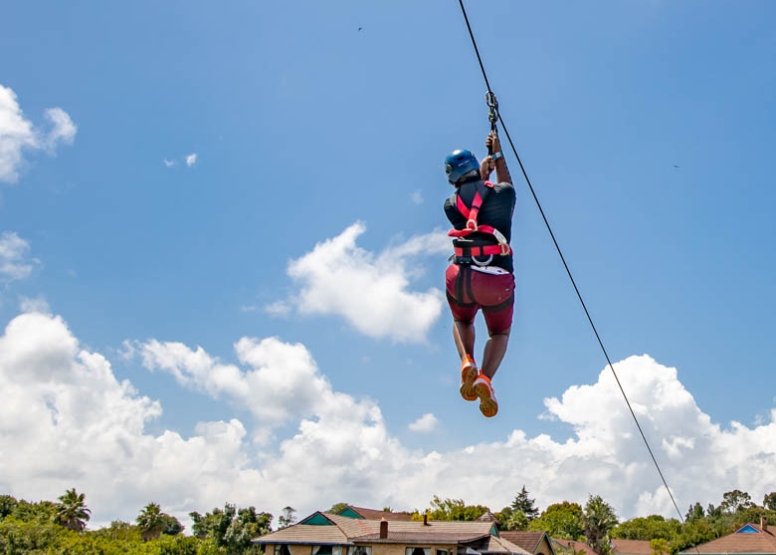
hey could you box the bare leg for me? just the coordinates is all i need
[453,320,475,362]
[480,329,510,379]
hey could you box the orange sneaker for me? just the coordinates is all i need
[473,374,498,417]
[459,354,478,401]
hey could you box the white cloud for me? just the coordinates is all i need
[410,190,424,205]
[0,85,76,183]
[4,308,776,530]
[186,153,197,167]
[280,222,450,343]
[409,413,438,433]
[163,158,176,168]
[43,107,77,151]
[0,231,37,281]
[263,300,291,316]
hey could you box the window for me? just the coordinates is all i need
[406,548,431,555]
[349,547,372,555]
[275,546,291,555]
[312,546,343,555]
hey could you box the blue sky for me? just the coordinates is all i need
[2,0,776,529]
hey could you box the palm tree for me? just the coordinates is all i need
[136,502,166,541]
[581,495,617,555]
[54,488,91,532]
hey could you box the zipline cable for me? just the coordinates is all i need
[457,0,688,526]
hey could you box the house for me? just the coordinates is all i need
[253,510,533,555]
[679,518,776,554]
[499,531,555,555]
[610,540,655,555]
[336,506,414,522]
[550,538,597,555]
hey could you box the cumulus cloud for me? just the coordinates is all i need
[275,222,450,343]
[0,231,38,281]
[0,85,76,183]
[410,190,424,205]
[409,413,438,433]
[186,153,197,167]
[4,308,776,530]
[163,158,176,168]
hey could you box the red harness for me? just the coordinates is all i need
[448,180,511,259]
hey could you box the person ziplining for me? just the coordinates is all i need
[443,129,515,418]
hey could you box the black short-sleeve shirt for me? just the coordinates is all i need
[444,180,516,272]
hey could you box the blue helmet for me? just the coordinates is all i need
[444,149,479,184]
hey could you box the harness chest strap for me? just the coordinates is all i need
[447,180,511,256]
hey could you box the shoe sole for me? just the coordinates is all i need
[460,365,478,401]
[475,382,498,418]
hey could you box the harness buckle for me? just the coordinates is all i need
[499,243,510,256]
[473,254,494,267]
[466,219,478,231]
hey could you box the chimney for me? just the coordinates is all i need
[762,516,768,532]
[380,518,388,539]
[423,511,428,526]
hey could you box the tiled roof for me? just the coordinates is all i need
[551,538,598,555]
[611,540,654,555]
[680,523,776,554]
[476,512,501,524]
[481,535,533,555]
[254,511,500,545]
[499,531,546,552]
[348,506,414,522]
[254,523,351,545]
[355,532,490,544]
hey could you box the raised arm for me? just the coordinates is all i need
[479,131,512,185]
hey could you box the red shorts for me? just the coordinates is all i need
[445,264,515,335]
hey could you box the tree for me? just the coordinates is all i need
[649,538,671,555]
[511,486,539,521]
[137,502,167,541]
[581,495,618,555]
[428,496,489,521]
[611,515,680,541]
[719,490,753,514]
[0,496,17,520]
[763,492,776,511]
[502,510,529,531]
[162,514,184,536]
[190,503,272,554]
[528,501,584,540]
[685,503,705,523]
[329,502,349,514]
[278,506,297,528]
[54,488,91,532]
[706,503,722,519]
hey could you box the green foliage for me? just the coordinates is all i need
[649,538,671,555]
[328,502,349,514]
[611,515,681,541]
[0,517,62,554]
[190,503,271,554]
[528,501,584,540]
[581,495,618,555]
[719,489,753,514]
[12,499,58,523]
[511,486,539,521]
[764,492,776,511]
[684,503,704,523]
[55,488,92,532]
[0,495,18,520]
[502,510,529,531]
[137,502,167,541]
[428,496,489,521]
[278,506,297,528]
